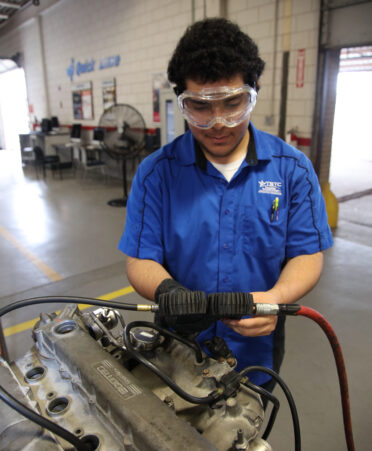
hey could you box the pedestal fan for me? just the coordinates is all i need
[99,104,146,207]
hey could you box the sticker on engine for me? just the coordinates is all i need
[94,360,142,399]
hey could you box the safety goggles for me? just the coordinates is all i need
[177,84,257,129]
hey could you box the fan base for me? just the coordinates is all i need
[107,198,127,207]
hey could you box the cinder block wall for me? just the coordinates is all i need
[286,0,320,138]
[0,0,320,142]
[230,0,320,140]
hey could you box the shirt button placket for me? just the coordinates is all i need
[219,190,234,291]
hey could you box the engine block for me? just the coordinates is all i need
[0,304,273,450]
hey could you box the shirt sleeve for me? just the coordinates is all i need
[118,155,165,264]
[285,153,333,258]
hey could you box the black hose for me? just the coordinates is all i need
[0,296,142,318]
[240,366,301,451]
[244,381,280,440]
[123,322,221,405]
[127,320,204,363]
[0,385,90,451]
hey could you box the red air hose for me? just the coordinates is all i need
[294,306,355,451]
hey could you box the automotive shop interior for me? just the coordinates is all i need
[0,1,371,450]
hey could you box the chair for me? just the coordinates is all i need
[19,134,34,167]
[41,118,52,133]
[51,116,60,131]
[70,124,82,142]
[53,123,82,162]
[32,146,71,179]
[81,127,106,179]
[145,128,161,154]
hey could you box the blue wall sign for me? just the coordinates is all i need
[66,55,120,81]
[76,59,95,76]
[99,55,121,70]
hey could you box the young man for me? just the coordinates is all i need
[118,18,333,390]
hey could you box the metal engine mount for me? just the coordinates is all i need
[0,304,273,450]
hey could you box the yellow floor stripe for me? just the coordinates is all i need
[98,285,134,300]
[4,317,40,337]
[0,225,62,282]
[3,285,135,337]
[77,285,135,310]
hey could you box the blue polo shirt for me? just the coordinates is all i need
[119,123,333,385]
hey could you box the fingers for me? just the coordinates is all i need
[222,315,278,337]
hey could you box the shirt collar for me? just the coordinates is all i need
[176,123,272,169]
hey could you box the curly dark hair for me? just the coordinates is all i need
[167,18,265,93]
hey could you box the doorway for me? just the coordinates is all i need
[0,65,30,151]
[329,46,372,199]
[0,64,30,180]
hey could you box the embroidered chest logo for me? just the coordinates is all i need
[258,180,282,195]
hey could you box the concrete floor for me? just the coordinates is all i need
[0,149,371,451]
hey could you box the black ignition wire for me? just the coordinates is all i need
[123,321,222,405]
[240,366,300,451]
[243,380,280,441]
[0,385,91,451]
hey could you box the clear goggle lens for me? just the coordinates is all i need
[177,84,257,129]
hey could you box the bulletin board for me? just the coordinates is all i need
[102,79,116,111]
[72,81,94,120]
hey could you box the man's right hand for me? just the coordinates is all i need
[154,278,214,335]
[154,278,189,302]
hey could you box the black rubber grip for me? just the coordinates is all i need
[208,292,254,317]
[157,291,207,316]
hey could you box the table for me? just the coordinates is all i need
[23,131,70,156]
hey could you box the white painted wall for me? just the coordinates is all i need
[0,0,320,142]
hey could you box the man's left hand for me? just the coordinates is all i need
[221,291,279,337]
